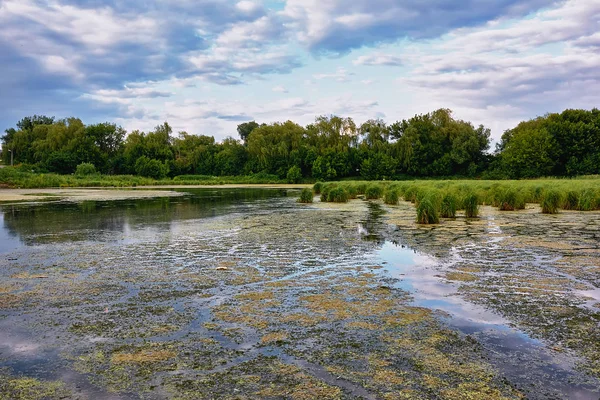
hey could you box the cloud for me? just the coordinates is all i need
[354,53,402,66]
[282,0,553,54]
[313,67,355,82]
[272,85,289,93]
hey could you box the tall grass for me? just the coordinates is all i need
[463,192,479,218]
[440,192,458,218]
[365,184,384,200]
[416,193,440,224]
[313,182,324,194]
[327,187,349,203]
[383,187,400,205]
[496,187,525,211]
[298,188,314,203]
[541,189,561,214]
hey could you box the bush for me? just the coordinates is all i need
[383,188,400,205]
[286,165,303,184]
[463,192,479,218]
[440,192,458,218]
[541,189,561,214]
[75,162,97,177]
[313,182,324,194]
[134,156,169,179]
[327,187,349,203]
[365,184,383,200]
[298,188,314,203]
[416,194,440,224]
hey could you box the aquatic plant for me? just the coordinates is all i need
[416,193,440,224]
[327,187,349,203]
[541,189,561,214]
[298,188,314,203]
[365,184,383,200]
[497,187,525,211]
[320,183,335,201]
[562,190,579,210]
[313,182,324,194]
[383,188,400,205]
[403,185,420,203]
[440,192,458,218]
[578,189,599,211]
[463,192,479,218]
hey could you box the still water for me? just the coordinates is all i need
[0,188,599,399]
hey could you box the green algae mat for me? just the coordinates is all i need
[0,188,599,399]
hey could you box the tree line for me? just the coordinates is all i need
[2,108,599,180]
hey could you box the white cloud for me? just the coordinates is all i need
[313,67,355,82]
[272,85,289,93]
[354,53,402,66]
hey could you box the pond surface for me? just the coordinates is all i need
[1,188,599,399]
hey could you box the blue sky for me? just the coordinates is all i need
[1,0,599,142]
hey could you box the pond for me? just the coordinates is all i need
[1,188,599,399]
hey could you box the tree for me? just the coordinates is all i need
[237,121,259,144]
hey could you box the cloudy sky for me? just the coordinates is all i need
[1,0,599,142]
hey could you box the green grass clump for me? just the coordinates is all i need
[416,193,440,224]
[463,192,479,218]
[404,185,420,203]
[562,190,579,210]
[345,184,359,199]
[313,182,324,194]
[365,184,383,200]
[320,183,335,201]
[497,187,525,211]
[383,188,400,205]
[298,188,314,203]
[440,192,458,218]
[354,183,367,195]
[578,189,599,211]
[327,187,349,203]
[541,189,561,214]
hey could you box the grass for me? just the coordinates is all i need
[298,188,314,203]
[383,187,400,205]
[440,192,458,218]
[365,184,384,200]
[496,187,525,211]
[416,192,440,224]
[462,192,480,218]
[541,189,562,214]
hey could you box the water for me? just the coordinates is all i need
[0,188,599,399]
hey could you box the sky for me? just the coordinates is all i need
[1,0,599,143]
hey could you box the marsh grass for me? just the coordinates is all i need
[440,192,458,218]
[578,189,599,211]
[563,190,580,210]
[541,190,562,214]
[365,184,384,200]
[495,187,525,211]
[298,188,314,203]
[327,187,349,203]
[416,192,440,224]
[462,192,480,218]
[313,182,323,194]
[383,188,400,205]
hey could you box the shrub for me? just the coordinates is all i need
[541,189,561,214]
[75,162,97,177]
[383,188,400,205]
[286,165,303,184]
[497,188,525,211]
[416,194,440,224]
[328,187,349,203]
[313,182,324,194]
[365,184,383,200]
[440,192,458,218]
[563,190,579,210]
[298,188,314,203]
[134,156,169,179]
[463,192,479,218]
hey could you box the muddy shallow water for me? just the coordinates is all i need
[1,188,599,399]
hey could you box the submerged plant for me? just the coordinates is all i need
[298,188,314,204]
[416,194,440,224]
[463,192,479,218]
[541,189,561,214]
[440,192,458,218]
